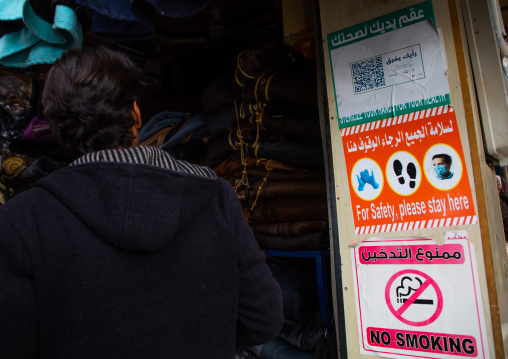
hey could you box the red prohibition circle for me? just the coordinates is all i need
[384,269,443,326]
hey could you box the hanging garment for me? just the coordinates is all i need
[0,0,82,67]
[77,0,211,41]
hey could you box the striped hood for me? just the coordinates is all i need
[35,146,218,252]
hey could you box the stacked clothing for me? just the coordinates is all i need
[197,31,329,253]
[195,31,330,358]
[0,71,72,204]
[134,30,332,357]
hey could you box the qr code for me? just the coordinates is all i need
[351,56,385,94]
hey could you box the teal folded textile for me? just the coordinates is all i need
[0,28,39,58]
[0,0,82,68]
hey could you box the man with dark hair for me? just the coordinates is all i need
[0,46,283,358]
[432,153,454,180]
[41,46,145,155]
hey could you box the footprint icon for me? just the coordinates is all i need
[393,160,405,185]
[407,162,417,189]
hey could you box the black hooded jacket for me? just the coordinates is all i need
[0,145,283,359]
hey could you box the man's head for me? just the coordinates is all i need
[42,46,144,156]
[432,153,452,178]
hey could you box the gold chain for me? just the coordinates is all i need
[251,159,273,210]
[233,101,250,192]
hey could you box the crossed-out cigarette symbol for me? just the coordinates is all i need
[396,276,434,305]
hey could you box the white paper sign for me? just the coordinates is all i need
[329,20,450,127]
[351,236,489,358]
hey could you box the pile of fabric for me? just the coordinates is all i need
[0,70,71,203]
[136,31,331,357]
[177,31,330,358]
[196,31,329,252]
[0,0,214,67]
[139,31,330,253]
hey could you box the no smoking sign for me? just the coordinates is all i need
[352,238,489,358]
[385,270,443,326]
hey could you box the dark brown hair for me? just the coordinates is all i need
[42,46,144,156]
[432,153,452,165]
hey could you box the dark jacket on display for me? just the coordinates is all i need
[0,145,283,359]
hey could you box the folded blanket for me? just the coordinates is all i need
[252,197,328,224]
[213,158,311,177]
[237,180,326,200]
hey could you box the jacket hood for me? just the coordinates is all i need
[36,146,218,253]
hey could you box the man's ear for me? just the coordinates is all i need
[132,100,142,128]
